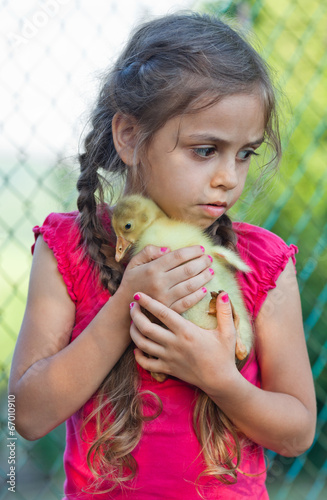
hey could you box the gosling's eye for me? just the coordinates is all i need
[193,147,216,158]
[124,222,132,230]
[237,149,259,161]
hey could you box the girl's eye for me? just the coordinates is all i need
[237,149,259,161]
[193,147,216,158]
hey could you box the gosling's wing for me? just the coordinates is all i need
[211,246,251,273]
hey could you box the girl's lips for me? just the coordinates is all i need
[199,204,227,218]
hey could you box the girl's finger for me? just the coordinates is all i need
[130,323,165,360]
[169,267,214,312]
[129,244,171,266]
[154,245,206,272]
[133,347,166,375]
[130,292,187,334]
[167,253,213,288]
[170,283,209,314]
[130,301,174,348]
[215,292,237,339]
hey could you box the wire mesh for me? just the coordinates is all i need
[0,0,326,498]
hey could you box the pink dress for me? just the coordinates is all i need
[32,212,298,499]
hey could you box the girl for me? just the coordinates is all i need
[9,12,316,500]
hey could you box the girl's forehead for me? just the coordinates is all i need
[169,93,266,139]
[187,89,268,115]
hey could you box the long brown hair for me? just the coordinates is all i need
[77,11,281,493]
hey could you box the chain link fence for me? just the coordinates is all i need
[0,0,326,498]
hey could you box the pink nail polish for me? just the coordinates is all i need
[130,302,135,309]
[200,246,205,253]
[209,268,214,275]
[161,247,168,252]
[208,255,213,263]
[134,293,141,301]
[202,287,207,293]
[221,293,229,303]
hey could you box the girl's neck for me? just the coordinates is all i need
[123,177,146,197]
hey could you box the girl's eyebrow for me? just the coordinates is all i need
[243,138,265,148]
[187,134,265,148]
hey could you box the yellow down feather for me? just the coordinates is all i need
[112,194,253,359]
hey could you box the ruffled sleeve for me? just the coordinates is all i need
[32,212,83,304]
[233,222,298,320]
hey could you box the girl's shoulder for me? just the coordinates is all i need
[233,221,298,259]
[31,209,112,255]
[31,212,82,304]
[232,221,298,319]
[32,211,81,256]
[31,210,112,305]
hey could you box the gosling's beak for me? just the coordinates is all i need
[115,236,133,262]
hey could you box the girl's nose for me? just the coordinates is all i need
[210,159,238,190]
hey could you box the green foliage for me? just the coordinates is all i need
[199,0,244,16]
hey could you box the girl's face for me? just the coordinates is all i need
[140,93,265,229]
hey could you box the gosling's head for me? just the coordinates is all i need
[112,195,163,261]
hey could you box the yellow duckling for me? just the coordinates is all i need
[112,195,253,380]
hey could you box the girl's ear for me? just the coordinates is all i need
[112,113,139,166]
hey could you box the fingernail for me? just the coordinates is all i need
[200,246,205,253]
[161,247,168,252]
[134,293,141,301]
[208,255,213,263]
[202,287,207,293]
[209,268,214,275]
[130,302,135,309]
[220,293,229,303]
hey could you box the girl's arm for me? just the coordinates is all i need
[209,259,316,455]
[130,259,316,456]
[9,236,131,440]
[9,236,213,440]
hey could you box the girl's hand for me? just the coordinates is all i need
[129,291,239,394]
[118,245,214,314]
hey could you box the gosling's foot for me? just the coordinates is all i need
[150,371,167,382]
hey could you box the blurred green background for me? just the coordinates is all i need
[0,0,326,498]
